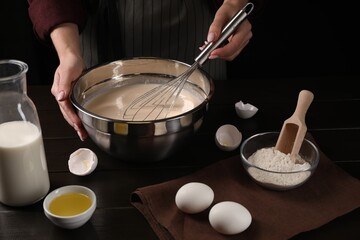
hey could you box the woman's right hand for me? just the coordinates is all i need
[50,23,88,141]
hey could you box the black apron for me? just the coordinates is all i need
[80,0,227,81]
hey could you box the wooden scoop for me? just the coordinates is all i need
[275,90,314,158]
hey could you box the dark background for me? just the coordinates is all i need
[229,0,360,79]
[0,1,359,85]
[0,1,58,85]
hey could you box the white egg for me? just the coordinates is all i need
[235,100,258,119]
[68,148,98,176]
[209,201,252,235]
[215,124,242,151]
[175,182,214,214]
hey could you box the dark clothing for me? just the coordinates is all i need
[27,0,265,81]
[28,0,87,42]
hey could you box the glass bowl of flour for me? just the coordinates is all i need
[240,132,319,190]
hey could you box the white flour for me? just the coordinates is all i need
[247,147,311,189]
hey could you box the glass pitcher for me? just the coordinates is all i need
[0,59,50,206]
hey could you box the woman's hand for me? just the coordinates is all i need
[50,23,88,141]
[51,52,87,141]
[207,0,253,61]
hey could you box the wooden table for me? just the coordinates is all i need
[1,76,359,239]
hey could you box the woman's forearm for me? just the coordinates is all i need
[50,23,82,61]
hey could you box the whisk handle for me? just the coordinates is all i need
[195,2,254,65]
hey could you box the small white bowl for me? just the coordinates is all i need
[43,185,96,229]
[215,124,242,151]
[235,101,258,119]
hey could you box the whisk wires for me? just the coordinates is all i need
[122,62,199,121]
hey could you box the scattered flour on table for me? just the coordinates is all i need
[247,147,312,188]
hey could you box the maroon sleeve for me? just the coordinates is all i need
[27,0,87,41]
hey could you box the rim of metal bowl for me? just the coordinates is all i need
[70,57,215,124]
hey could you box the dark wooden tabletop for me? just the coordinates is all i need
[1,76,359,240]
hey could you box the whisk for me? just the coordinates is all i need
[123,2,254,121]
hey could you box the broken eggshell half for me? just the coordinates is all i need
[68,148,98,176]
[215,124,242,151]
[235,101,258,119]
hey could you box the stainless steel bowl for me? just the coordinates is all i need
[71,58,214,162]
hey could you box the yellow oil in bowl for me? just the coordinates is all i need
[49,192,92,216]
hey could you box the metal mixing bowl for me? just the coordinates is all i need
[71,58,214,162]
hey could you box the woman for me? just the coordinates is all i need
[28,0,265,140]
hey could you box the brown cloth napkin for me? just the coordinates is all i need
[131,138,360,240]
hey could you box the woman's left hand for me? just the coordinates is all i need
[206,0,253,61]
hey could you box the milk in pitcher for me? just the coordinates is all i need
[0,121,50,206]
